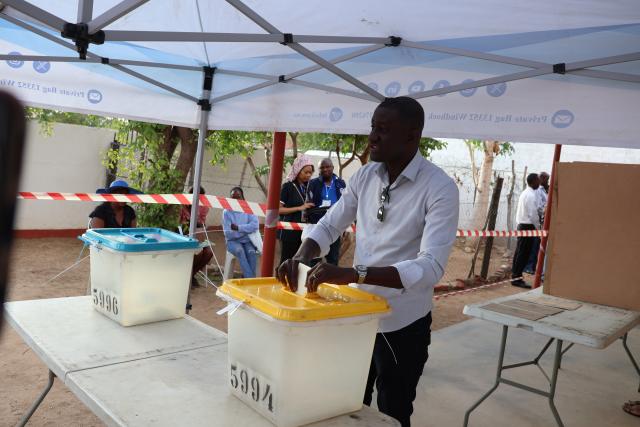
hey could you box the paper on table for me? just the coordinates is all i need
[296,263,311,296]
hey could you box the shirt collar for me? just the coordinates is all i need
[374,151,423,183]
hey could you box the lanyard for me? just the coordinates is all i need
[324,177,335,199]
[293,182,307,203]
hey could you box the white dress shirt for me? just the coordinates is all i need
[516,187,541,228]
[307,152,459,332]
[535,187,548,218]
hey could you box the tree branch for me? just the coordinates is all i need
[246,156,268,197]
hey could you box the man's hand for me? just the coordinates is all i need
[306,263,357,293]
[275,239,322,292]
[300,202,314,211]
[275,257,304,292]
[230,223,238,231]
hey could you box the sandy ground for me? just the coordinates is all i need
[0,237,525,426]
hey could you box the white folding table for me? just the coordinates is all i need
[462,288,640,427]
[4,296,398,427]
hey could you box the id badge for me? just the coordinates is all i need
[321,199,331,207]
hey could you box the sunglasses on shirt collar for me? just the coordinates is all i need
[377,185,391,222]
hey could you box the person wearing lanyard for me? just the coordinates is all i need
[307,158,346,265]
[276,97,459,427]
[278,154,315,266]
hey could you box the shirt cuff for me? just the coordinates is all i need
[391,260,424,290]
[306,224,331,258]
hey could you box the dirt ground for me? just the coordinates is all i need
[0,236,525,426]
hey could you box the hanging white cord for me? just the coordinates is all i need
[381,333,399,365]
[44,253,90,285]
[202,226,224,276]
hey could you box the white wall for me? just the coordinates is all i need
[14,122,114,230]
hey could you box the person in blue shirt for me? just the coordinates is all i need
[307,158,346,265]
[223,187,260,278]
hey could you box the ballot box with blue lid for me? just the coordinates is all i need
[80,228,201,326]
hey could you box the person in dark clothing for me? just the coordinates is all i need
[89,180,140,229]
[278,154,315,265]
[180,186,213,288]
[511,173,541,288]
[307,158,346,265]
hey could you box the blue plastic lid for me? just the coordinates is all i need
[79,228,200,252]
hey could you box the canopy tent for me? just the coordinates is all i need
[1,0,639,275]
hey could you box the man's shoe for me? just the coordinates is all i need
[511,279,531,289]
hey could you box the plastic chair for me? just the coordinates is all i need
[223,231,262,281]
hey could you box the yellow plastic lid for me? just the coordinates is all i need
[218,277,390,322]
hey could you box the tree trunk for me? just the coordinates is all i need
[289,132,298,158]
[506,160,516,252]
[467,140,499,247]
[174,127,198,192]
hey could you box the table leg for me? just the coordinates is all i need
[463,325,508,427]
[463,328,566,427]
[622,333,640,392]
[548,339,564,427]
[17,370,55,427]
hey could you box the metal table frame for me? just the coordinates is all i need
[463,326,640,427]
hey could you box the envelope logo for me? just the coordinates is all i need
[87,89,103,104]
[551,110,574,128]
[329,107,343,122]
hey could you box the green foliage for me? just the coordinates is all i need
[25,107,118,136]
[27,107,182,228]
[207,130,270,166]
[465,139,514,156]
[109,121,183,229]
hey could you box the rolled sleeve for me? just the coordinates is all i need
[393,180,459,290]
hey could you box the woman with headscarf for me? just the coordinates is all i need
[278,154,315,265]
[89,180,140,229]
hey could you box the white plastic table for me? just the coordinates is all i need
[4,296,398,427]
[462,289,640,427]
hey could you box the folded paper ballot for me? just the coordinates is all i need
[296,263,311,296]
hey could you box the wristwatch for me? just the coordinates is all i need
[355,265,368,285]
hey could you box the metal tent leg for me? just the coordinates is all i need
[17,370,55,427]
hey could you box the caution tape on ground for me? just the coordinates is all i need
[18,191,547,237]
[433,277,524,300]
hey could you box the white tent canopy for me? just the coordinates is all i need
[1,0,639,148]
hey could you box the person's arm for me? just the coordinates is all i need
[90,217,105,228]
[276,175,360,291]
[305,180,460,293]
[238,214,259,234]
[222,210,233,239]
[525,192,540,228]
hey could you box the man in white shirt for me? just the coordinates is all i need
[512,173,541,287]
[276,97,459,427]
[525,171,549,274]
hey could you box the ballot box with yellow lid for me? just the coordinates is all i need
[217,277,390,427]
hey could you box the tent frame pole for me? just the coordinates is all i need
[533,144,562,289]
[188,66,214,238]
[260,132,287,277]
[77,0,93,23]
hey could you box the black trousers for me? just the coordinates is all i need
[512,223,536,278]
[278,231,302,267]
[364,313,432,427]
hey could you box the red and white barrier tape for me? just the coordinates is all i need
[18,191,267,216]
[17,192,546,237]
[433,276,523,300]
